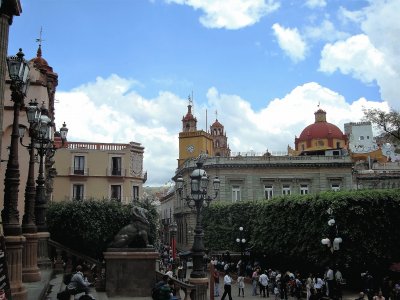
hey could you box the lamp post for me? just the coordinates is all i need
[236,226,246,260]
[1,48,30,300]
[2,48,30,236]
[18,99,67,280]
[169,221,178,261]
[175,157,220,280]
[321,208,342,263]
[23,100,68,232]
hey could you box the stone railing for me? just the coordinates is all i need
[155,270,203,300]
[67,142,130,151]
[47,239,105,291]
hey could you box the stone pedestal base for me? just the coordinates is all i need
[188,277,208,300]
[104,248,159,297]
[22,233,41,282]
[5,235,27,300]
[36,232,52,268]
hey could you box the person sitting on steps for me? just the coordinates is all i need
[67,265,92,296]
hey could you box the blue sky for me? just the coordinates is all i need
[8,0,398,186]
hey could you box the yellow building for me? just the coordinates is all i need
[53,141,146,204]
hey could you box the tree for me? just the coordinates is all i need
[363,108,400,146]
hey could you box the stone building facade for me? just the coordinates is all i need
[170,106,354,251]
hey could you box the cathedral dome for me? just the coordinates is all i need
[295,109,347,153]
[299,121,344,140]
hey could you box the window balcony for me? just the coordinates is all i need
[69,168,89,176]
[107,168,127,176]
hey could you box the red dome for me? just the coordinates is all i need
[298,122,344,140]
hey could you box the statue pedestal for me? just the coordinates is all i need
[104,247,159,297]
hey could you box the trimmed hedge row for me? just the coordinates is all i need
[47,199,159,260]
[203,189,400,274]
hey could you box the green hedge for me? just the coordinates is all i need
[203,189,400,274]
[47,199,159,260]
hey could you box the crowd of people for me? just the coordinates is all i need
[154,246,400,300]
[209,257,400,300]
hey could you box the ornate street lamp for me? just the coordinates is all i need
[175,156,220,279]
[321,208,342,255]
[2,48,30,236]
[23,100,68,232]
[236,226,246,259]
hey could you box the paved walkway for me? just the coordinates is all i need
[36,269,358,300]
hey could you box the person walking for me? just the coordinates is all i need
[237,272,245,297]
[221,271,233,300]
[252,267,260,296]
[214,268,221,297]
[259,270,270,297]
[325,266,335,298]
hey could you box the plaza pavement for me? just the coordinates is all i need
[38,270,359,300]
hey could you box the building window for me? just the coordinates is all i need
[282,184,291,195]
[132,185,139,201]
[300,184,309,195]
[336,142,341,148]
[264,185,273,200]
[232,186,241,201]
[74,156,85,175]
[331,184,341,191]
[359,136,364,140]
[111,157,122,175]
[317,140,324,146]
[73,184,84,201]
[111,185,122,201]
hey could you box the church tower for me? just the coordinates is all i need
[210,112,230,157]
[178,96,213,167]
[182,98,197,132]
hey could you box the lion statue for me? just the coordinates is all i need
[109,206,150,248]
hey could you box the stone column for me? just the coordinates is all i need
[21,233,40,282]
[188,277,208,300]
[0,12,11,159]
[36,231,52,268]
[5,235,27,300]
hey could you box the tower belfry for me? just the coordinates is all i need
[182,95,197,132]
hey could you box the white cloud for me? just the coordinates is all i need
[359,0,400,109]
[55,75,388,186]
[203,83,388,154]
[304,19,349,42]
[272,23,307,62]
[337,6,364,25]
[319,34,399,109]
[305,0,326,9]
[331,0,400,109]
[165,0,280,29]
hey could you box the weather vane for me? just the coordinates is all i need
[35,27,45,47]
